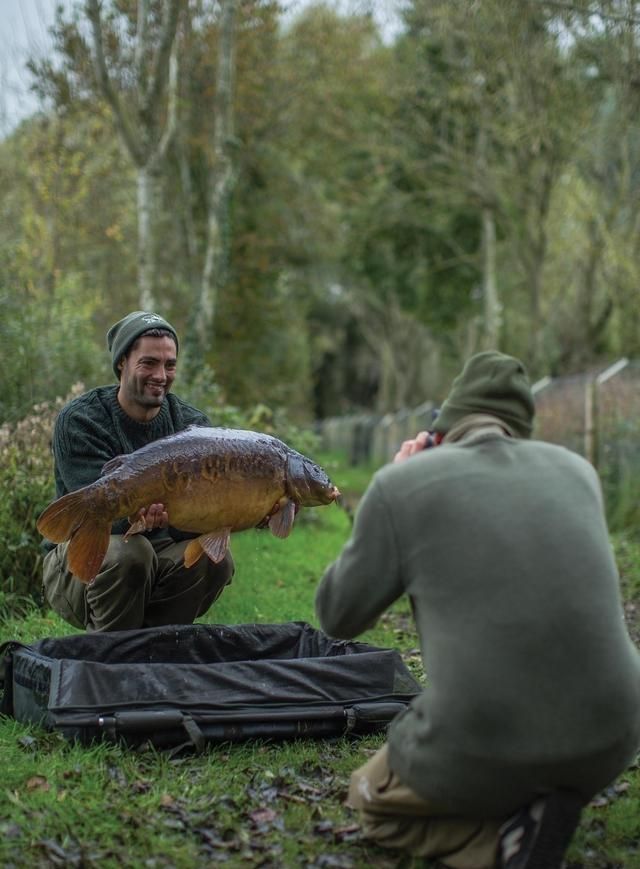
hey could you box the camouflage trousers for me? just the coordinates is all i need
[43,534,234,632]
[348,745,501,869]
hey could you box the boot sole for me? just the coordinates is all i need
[525,790,583,869]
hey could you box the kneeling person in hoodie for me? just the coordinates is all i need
[315,351,640,869]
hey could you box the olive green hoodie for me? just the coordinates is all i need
[316,429,640,816]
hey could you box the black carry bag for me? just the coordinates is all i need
[0,621,421,751]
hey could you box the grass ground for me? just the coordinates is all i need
[1,455,640,868]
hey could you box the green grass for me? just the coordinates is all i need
[1,456,639,868]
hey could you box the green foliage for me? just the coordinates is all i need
[0,110,136,311]
[0,293,104,603]
[3,0,640,610]
[603,468,640,533]
[0,591,39,624]
[0,390,81,604]
[2,1,640,438]
[0,278,106,425]
[178,363,248,429]
[179,363,321,456]
[614,532,640,605]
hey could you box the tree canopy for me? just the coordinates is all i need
[2,0,640,423]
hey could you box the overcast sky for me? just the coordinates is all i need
[0,0,403,138]
[0,0,72,135]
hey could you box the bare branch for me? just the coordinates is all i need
[85,0,145,166]
[537,0,640,25]
[151,45,179,168]
[136,0,150,98]
[142,0,183,119]
[213,0,236,154]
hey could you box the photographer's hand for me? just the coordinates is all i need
[393,431,434,464]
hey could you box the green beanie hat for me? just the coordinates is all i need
[433,351,535,439]
[107,311,179,379]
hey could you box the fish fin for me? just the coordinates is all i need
[37,489,90,543]
[66,519,111,584]
[268,500,296,539]
[101,454,128,476]
[200,529,231,564]
[183,538,205,569]
[124,517,147,539]
[184,530,230,567]
[37,488,112,583]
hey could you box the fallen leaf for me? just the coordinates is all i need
[308,854,355,869]
[26,775,50,792]
[590,781,631,808]
[249,808,278,826]
[278,791,307,804]
[197,827,240,850]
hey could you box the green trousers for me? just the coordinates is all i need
[43,534,234,632]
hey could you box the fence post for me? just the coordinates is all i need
[585,358,629,469]
[532,376,552,396]
[584,378,598,467]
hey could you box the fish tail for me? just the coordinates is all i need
[37,489,92,543]
[68,520,112,583]
[37,489,112,584]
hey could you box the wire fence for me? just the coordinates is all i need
[317,358,640,526]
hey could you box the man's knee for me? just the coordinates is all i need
[195,551,235,613]
[99,534,157,587]
[203,551,235,588]
[84,536,158,631]
[42,545,86,629]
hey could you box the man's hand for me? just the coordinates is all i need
[127,503,169,535]
[393,431,434,464]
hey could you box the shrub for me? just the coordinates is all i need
[0,280,106,425]
[0,385,84,606]
[180,364,320,457]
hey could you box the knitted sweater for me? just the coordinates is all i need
[316,429,640,816]
[47,385,210,541]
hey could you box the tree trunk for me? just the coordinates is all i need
[137,163,161,310]
[195,0,237,355]
[86,0,182,310]
[481,205,500,349]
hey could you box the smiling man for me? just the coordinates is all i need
[41,311,234,632]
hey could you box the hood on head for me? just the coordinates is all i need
[433,350,535,439]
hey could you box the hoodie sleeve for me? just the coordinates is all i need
[315,475,405,639]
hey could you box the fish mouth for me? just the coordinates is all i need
[305,486,341,506]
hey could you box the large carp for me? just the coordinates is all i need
[37,426,340,583]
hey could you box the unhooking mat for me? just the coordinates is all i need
[0,621,421,750]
